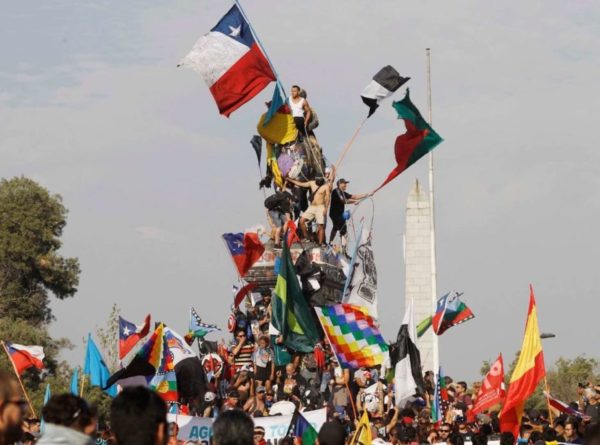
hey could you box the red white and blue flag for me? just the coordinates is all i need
[179,5,276,117]
[432,291,475,335]
[5,342,44,375]
[222,232,265,277]
[544,391,586,419]
[119,314,151,360]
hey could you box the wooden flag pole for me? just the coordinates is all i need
[333,116,369,172]
[79,373,86,398]
[1,341,36,418]
[544,376,554,424]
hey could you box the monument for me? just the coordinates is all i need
[404,179,437,372]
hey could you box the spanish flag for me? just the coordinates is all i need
[500,285,546,438]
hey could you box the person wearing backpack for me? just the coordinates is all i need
[264,191,294,247]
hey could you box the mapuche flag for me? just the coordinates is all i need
[361,66,410,118]
[271,239,319,353]
[179,5,276,117]
[374,89,443,192]
[500,286,546,438]
[472,353,506,414]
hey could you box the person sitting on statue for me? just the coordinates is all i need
[288,85,311,141]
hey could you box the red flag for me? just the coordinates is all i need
[233,282,257,309]
[223,232,265,277]
[472,353,506,414]
[5,343,44,374]
[286,221,300,247]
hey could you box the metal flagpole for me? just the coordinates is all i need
[426,48,440,375]
[233,0,286,94]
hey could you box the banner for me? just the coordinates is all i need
[167,408,327,443]
[342,225,378,318]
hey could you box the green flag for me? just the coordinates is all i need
[272,241,319,353]
[417,315,432,338]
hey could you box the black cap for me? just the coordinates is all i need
[337,178,349,185]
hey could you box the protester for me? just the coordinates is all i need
[288,85,312,139]
[0,372,25,445]
[328,178,369,246]
[110,386,167,445]
[212,410,254,445]
[37,394,97,445]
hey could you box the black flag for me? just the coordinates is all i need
[250,135,262,166]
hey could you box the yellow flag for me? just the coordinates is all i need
[350,410,372,445]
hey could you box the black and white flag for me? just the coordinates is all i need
[361,66,409,118]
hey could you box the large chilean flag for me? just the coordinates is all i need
[180,5,276,117]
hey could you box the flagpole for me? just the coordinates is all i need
[544,376,554,424]
[233,0,286,94]
[426,48,440,375]
[1,341,36,418]
[333,116,369,171]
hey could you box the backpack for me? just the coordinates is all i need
[264,193,283,211]
[307,108,319,131]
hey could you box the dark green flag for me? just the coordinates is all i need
[271,241,319,353]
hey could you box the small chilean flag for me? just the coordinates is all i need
[179,5,276,117]
[222,232,265,277]
[119,314,151,360]
[5,343,44,375]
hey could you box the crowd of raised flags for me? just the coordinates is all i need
[3,2,599,445]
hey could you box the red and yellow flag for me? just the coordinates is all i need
[500,285,546,438]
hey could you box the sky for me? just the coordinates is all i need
[1,0,599,381]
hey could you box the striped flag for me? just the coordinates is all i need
[432,367,449,424]
[361,66,409,118]
[500,285,546,438]
[432,291,475,335]
[4,343,44,375]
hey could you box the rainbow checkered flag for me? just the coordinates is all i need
[315,304,388,369]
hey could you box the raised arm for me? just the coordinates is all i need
[303,99,312,128]
[287,178,310,188]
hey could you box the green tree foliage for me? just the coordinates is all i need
[480,353,600,410]
[0,176,80,324]
[0,176,81,415]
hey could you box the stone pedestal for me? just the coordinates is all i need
[404,180,436,373]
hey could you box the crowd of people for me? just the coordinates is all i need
[2,367,600,445]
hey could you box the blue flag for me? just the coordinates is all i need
[83,334,117,397]
[70,367,79,396]
[263,84,285,126]
[41,383,51,433]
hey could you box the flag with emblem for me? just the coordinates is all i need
[349,410,372,445]
[432,291,475,335]
[179,4,276,117]
[314,304,388,369]
[473,353,506,414]
[149,328,178,403]
[119,314,151,360]
[186,307,220,342]
[222,232,265,277]
[287,410,318,445]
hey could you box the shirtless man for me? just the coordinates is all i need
[287,168,335,245]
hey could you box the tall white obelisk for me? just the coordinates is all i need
[404,180,436,372]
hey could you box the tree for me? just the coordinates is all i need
[0,176,80,324]
[96,303,120,373]
[0,176,81,413]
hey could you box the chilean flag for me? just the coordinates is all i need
[5,343,44,375]
[222,232,265,277]
[119,314,151,360]
[180,5,276,117]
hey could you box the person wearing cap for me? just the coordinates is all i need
[328,178,369,246]
[253,426,267,445]
[199,391,218,418]
[243,385,268,417]
[221,389,241,412]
